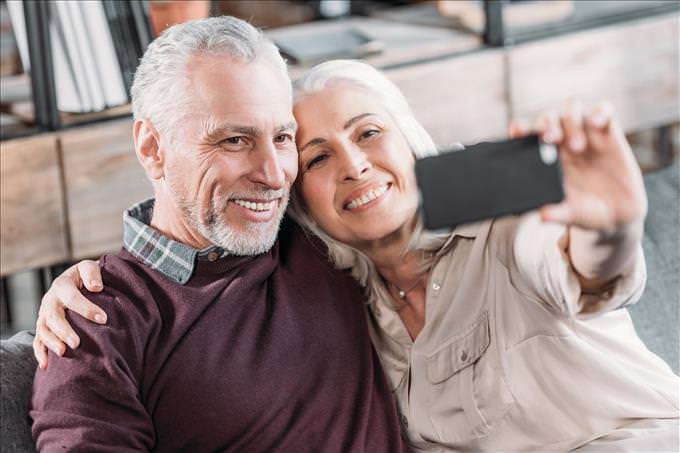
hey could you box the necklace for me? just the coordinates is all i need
[388,276,423,299]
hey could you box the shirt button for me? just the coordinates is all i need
[432,282,441,291]
[207,251,219,262]
[460,350,468,362]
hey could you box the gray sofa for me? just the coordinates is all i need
[2,165,678,452]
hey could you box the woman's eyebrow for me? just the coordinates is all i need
[299,113,377,154]
[344,113,375,129]
[298,137,326,154]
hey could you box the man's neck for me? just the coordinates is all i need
[150,191,212,250]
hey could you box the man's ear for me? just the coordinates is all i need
[133,119,165,180]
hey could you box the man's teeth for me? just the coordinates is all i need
[346,185,388,210]
[233,199,277,211]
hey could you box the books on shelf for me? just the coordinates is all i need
[6,0,152,114]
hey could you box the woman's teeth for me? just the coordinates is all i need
[233,199,277,212]
[346,185,388,210]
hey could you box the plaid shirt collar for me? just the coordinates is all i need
[123,198,228,284]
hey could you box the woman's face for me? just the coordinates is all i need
[294,83,420,248]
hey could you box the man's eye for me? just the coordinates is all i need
[221,136,244,145]
[274,134,294,145]
[306,153,328,170]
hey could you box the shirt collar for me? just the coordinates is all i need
[436,221,483,257]
[123,198,228,284]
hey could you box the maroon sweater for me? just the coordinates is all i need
[30,220,408,452]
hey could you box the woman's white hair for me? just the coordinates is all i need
[131,16,288,139]
[289,60,451,309]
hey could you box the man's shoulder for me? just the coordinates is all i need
[83,249,168,321]
[279,216,330,262]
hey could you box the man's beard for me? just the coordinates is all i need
[176,188,288,256]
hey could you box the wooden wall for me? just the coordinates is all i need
[1,135,68,274]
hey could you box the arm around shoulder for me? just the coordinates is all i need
[30,289,154,452]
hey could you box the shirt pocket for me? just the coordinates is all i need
[425,310,515,443]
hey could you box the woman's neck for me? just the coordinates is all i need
[357,217,424,290]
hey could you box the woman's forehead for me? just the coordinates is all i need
[295,84,385,123]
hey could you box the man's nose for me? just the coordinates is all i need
[340,146,371,181]
[250,144,286,189]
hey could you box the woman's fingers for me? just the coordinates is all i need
[60,288,107,324]
[533,111,563,144]
[44,306,80,349]
[508,119,531,138]
[77,259,103,292]
[51,267,107,324]
[540,202,573,224]
[33,336,49,370]
[36,319,66,358]
[560,100,587,153]
[585,102,613,131]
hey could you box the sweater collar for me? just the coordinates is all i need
[122,198,228,284]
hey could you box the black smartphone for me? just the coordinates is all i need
[415,134,564,230]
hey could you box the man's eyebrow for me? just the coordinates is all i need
[299,113,376,153]
[202,123,261,143]
[276,121,297,134]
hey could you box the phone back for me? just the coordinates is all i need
[415,135,564,229]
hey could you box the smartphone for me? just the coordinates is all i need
[415,134,564,230]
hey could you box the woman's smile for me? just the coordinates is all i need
[343,182,392,211]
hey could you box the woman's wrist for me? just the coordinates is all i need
[568,219,643,286]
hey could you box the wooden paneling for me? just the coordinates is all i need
[387,49,509,146]
[60,118,152,259]
[508,14,680,132]
[0,135,68,275]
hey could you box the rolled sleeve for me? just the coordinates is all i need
[512,212,647,319]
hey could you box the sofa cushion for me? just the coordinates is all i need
[629,163,679,373]
[1,330,37,453]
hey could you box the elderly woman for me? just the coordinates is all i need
[34,60,678,451]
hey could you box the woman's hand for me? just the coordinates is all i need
[34,260,107,369]
[510,101,647,289]
[510,101,647,231]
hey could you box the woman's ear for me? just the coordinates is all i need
[133,119,164,180]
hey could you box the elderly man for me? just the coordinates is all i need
[29,16,407,452]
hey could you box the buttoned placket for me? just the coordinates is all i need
[401,253,451,442]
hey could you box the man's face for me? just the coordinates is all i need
[163,55,298,255]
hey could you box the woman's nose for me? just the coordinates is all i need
[341,147,371,181]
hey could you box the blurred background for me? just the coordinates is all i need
[1,1,678,347]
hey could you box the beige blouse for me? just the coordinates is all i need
[367,213,679,452]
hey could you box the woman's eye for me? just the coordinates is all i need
[306,153,328,170]
[359,129,380,141]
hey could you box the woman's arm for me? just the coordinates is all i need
[512,101,647,294]
[34,260,108,369]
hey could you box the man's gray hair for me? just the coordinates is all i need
[131,16,287,137]
[288,60,450,309]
